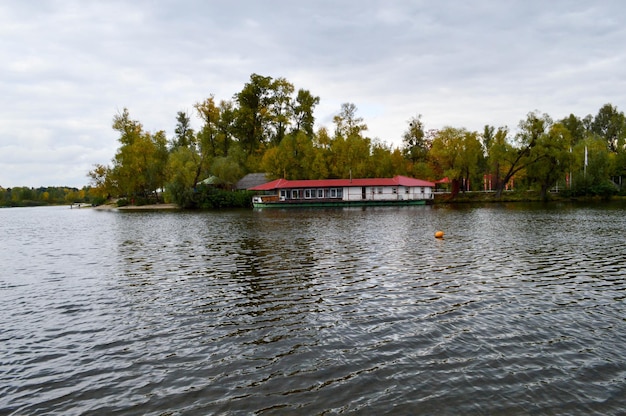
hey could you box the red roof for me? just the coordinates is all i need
[248,175,435,191]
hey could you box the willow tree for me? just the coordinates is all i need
[526,123,572,200]
[429,127,482,195]
[493,111,552,197]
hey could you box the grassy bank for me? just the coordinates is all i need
[433,191,626,204]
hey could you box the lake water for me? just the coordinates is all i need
[1,203,625,415]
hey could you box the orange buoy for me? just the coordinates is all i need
[434,230,444,239]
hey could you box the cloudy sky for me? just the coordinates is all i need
[1,0,625,187]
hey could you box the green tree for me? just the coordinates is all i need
[402,115,428,164]
[526,123,572,199]
[560,113,587,145]
[333,103,368,139]
[429,127,481,195]
[291,89,320,138]
[482,126,509,191]
[108,109,168,202]
[591,103,626,153]
[149,130,169,198]
[493,111,551,197]
[217,100,236,156]
[195,96,220,157]
[164,146,200,206]
[310,127,332,179]
[172,111,195,149]
[330,135,371,178]
[571,137,614,196]
[329,103,370,178]
[234,73,275,155]
[268,77,294,145]
[112,108,142,145]
[210,156,243,188]
[370,139,395,178]
[261,131,314,179]
[87,164,113,199]
[481,125,495,152]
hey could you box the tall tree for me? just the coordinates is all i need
[173,111,195,149]
[571,137,614,195]
[165,146,201,207]
[402,115,428,164]
[291,89,320,138]
[429,127,481,195]
[234,73,275,154]
[217,100,236,156]
[483,126,509,191]
[591,103,626,152]
[333,103,367,139]
[526,123,572,200]
[310,127,332,179]
[261,131,314,180]
[112,130,167,200]
[106,109,170,201]
[268,77,294,145]
[560,113,587,145]
[87,164,113,199]
[493,111,552,197]
[112,108,142,146]
[370,139,395,178]
[330,134,372,178]
[195,95,220,157]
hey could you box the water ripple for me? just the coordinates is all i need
[1,205,625,415]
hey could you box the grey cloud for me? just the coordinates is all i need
[1,0,625,187]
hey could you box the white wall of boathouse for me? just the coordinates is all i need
[342,186,432,201]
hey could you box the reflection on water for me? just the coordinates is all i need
[1,204,625,415]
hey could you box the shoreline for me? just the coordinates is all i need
[92,203,180,211]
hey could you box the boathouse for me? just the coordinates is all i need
[249,175,435,207]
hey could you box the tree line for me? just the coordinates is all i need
[87,72,626,207]
[0,186,91,207]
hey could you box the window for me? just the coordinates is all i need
[317,189,324,198]
[405,187,410,194]
[329,188,343,198]
[304,189,312,199]
[377,187,383,194]
[280,190,286,198]
[392,187,397,194]
[291,190,299,199]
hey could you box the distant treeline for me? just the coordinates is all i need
[76,72,626,206]
[0,186,97,207]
